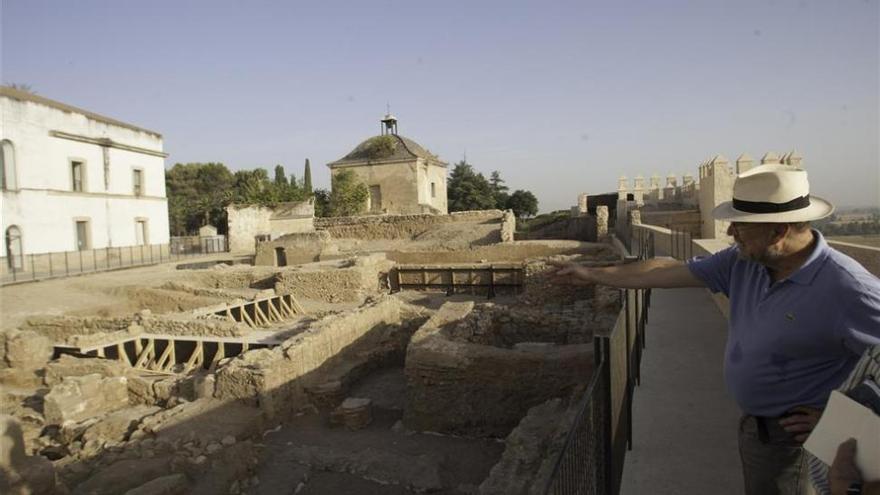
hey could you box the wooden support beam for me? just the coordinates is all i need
[267,300,284,321]
[154,340,175,372]
[239,305,257,328]
[278,297,295,316]
[134,339,155,369]
[183,341,204,373]
[287,294,305,314]
[209,343,226,371]
[253,303,269,326]
[261,301,278,323]
[118,342,132,366]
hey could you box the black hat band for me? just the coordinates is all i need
[732,195,810,214]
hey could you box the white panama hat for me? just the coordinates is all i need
[712,164,834,223]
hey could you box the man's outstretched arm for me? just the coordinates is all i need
[549,257,706,289]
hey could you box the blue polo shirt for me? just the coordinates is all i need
[687,231,880,416]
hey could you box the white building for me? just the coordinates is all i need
[0,86,169,268]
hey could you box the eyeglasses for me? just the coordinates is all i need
[729,222,768,238]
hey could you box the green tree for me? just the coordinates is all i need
[313,189,330,217]
[274,164,288,188]
[165,162,235,235]
[328,169,369,217]
[489,170,509,209]
[506,189,539,219]
[447,161,496,212]
[303,158,313,194]
[233,168,271,203]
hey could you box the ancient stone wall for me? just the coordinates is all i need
[19,313,246,346]
[404,302,595,437]
[315,210,504,241]
[226,205,273,253]
[519,216,598,242]
[638,208,702,238]
[226,201,316,254]
[214,297,402,419]
[273,255,393,303]
[254,231,338,266]
[388,240,611,265]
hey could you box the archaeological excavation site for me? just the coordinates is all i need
[1,209,629,495]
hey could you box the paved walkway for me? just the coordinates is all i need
[620,288,743,495]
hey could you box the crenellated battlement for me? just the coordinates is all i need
[599,149,805,240]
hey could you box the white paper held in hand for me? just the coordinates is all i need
[803,390,880,480]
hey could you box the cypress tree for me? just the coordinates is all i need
[303,158,313,194]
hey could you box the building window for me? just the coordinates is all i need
[431,182,436,199]
[133,169,143,196]
[5,225,23,270]
[71,161,84,192]
[75,220,90,251]
[1,140,17,190]
[135,219,148,246]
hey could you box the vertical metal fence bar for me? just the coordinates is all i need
[92,249,97,273]
[48,252,53,278]
[31,254,36,280]
[79,249,84,274]
[65,251,69,276]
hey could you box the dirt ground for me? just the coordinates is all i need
[254,366,504,495]
[0,254,241,330]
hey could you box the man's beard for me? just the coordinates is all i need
[736,243,785,265]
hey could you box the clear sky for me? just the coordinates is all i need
[2,0,878,212]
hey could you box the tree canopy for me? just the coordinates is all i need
[447,161,497,212]
[328,169,369,217]
[506,190,539,219]
[165,162,310,236]
[447,161,538,215]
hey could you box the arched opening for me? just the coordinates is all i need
[1,139,17,190]
[5,225,23,270]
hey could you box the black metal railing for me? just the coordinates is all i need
[542,283,649,495]
[1,236,228,286]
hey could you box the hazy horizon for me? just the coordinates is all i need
[3,0,878,212]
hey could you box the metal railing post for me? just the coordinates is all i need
[48,252,53,278]
[31,254,36,280]
[65,251,69,276]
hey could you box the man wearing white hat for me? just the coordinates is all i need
[551,164,880,495]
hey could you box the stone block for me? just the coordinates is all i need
[126,372,158,405]
[43,374,129,425]
[81,405,161,445]
[45,355,129,387]
[192,373,216,399]
[1,329,53,370]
